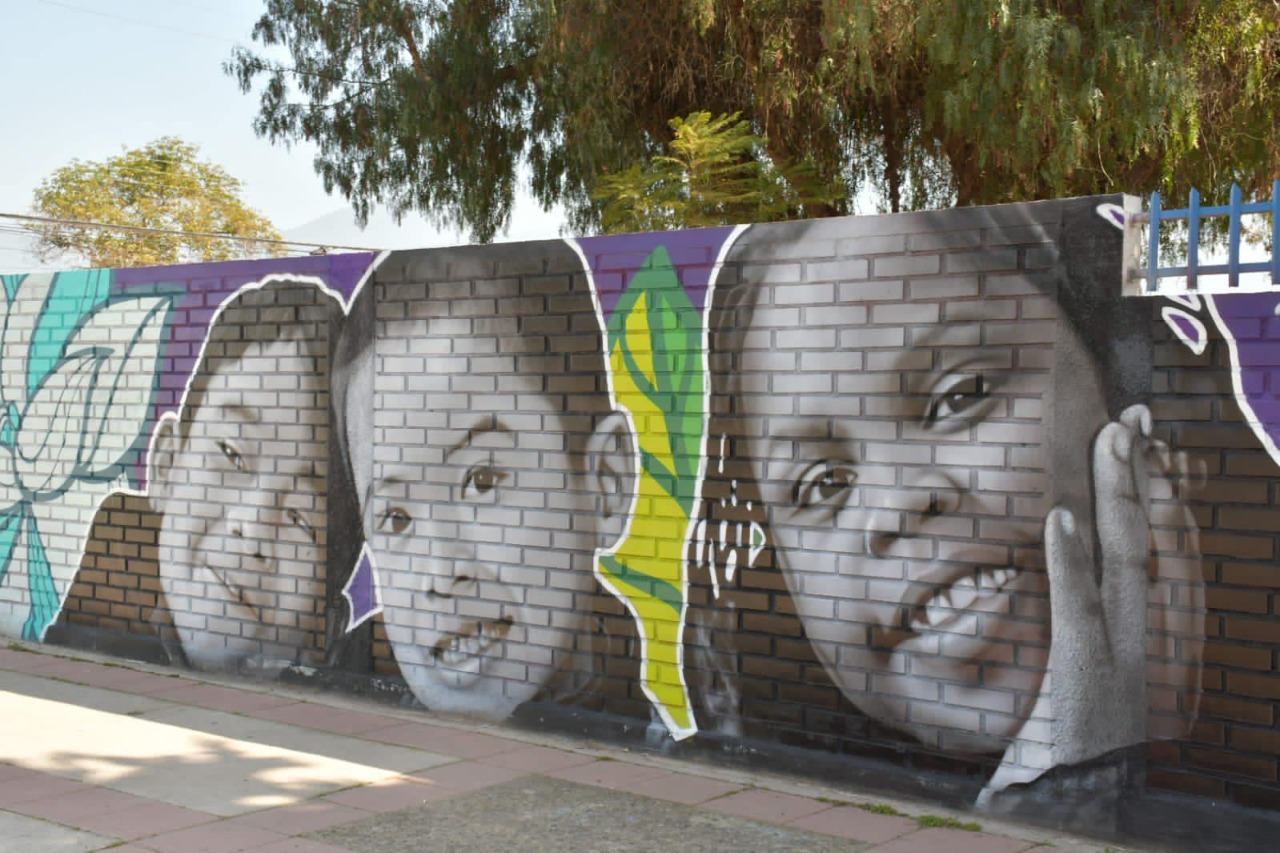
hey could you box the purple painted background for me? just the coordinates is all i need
[113,252,378,488]
[575,227,738,319]
[1210,291,1280,456]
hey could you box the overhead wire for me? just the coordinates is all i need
[19,0,410,260]
[0,212,381,255]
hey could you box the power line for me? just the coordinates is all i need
[34,0,241,45]
[0,212,381,254]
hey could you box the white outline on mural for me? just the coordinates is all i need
[1161,305,1208,356]
[566,226,746,741]
[1206,292,1280,467]
[328,252,390,634]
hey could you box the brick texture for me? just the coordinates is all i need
[29,200,1280,827]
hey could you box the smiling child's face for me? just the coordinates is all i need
[736,288,1105,749]
[154,337,328,674]
[368,313,604,719]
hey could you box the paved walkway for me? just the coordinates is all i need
[0,641,1141,852]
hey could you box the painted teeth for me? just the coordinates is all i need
[436,619,514,668]
[950,576,978,611]
[440,635,479,667]
[909,568,1018,633]
[987,568,1016,589]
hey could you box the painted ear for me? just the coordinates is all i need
[147,414,180,505]
[586,410,637,545]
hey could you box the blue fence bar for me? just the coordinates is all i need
[1272,178,1280,284]
[1148,191,1162,293]
[1141,182,1279,293]
[1188,188,1200,290]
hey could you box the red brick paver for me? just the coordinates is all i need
[475,743,597,773]
[868,827,1038,853]
[364,722,514,759]
[147,683,297,715]
[624,770,744,805]
[413,759,527,792]
[232,800,371,835]
[13,785,152,823]
[701,788,832,825]
[544,758,668,791]
[788,805,918,844]
[248,701,402,736]
[72,799,218,840]
[321,774,455,813]
[135,820,288,852]
[0,771,91,807]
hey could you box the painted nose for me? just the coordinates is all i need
[865,472,963,557]
[227,504,275,563]
[421,549,498,604]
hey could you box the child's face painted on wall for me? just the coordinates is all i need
[369,314,605,719]
[735,286,1104,749]
[153,337,328,674]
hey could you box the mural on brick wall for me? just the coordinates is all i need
[693,208,1207,812]
[49,255,378,673]
[0,270,174,641]
[15,197,1280,834]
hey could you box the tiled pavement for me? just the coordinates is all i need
[0,643,1139,852]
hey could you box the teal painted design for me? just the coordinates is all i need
[1,275,21,303]
[0,270,174,640]
[0,508,23,589]
[28,269,112,399]
[21,510,55,641]
[0,402,18,448]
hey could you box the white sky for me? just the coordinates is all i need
[0,0,566,272]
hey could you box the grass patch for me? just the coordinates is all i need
[917,814,981,832]
[6,642,34,653]
[859,802,905,817]
[816,796,853,807]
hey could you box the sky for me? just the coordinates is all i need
[0,0,566,273]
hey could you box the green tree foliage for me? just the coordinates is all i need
[594,111,837,233]
[30,137,285,268]
[226,1,1280,240]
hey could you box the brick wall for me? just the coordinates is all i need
[1149,294,1280,811]
[15,202,1279,840]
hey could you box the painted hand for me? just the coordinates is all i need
[1043,403,1204,768]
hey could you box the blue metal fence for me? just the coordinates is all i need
[1141,181,1280,292]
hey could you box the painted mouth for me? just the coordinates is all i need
[431,616,515,669]
[200,564,263,622]
[900,566,1020,635]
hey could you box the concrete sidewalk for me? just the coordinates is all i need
[0,642,1140,853]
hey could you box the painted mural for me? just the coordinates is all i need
[7,198,1280,840]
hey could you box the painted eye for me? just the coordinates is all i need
[925,373,989,426]
[216,440,246,471]
[378,507,412,535]
[794,462,856,510]
[462,466,505,499]
[285,508,317,542]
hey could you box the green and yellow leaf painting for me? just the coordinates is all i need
[597,246,702,738]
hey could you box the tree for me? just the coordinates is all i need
[594,111,837,233]
[29,137,285,268]
[226,1,1280,240]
